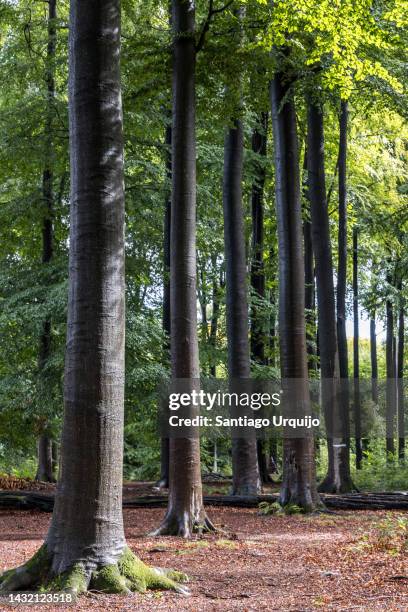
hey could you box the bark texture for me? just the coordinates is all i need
[0,0,189,595]
[153,0,213,536]
[223,117,260,496]
[307,100,353,493]
[270,72,319,512]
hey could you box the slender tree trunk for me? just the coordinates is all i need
[250,112,267,364]
[307,100,353,493]
[36,434,54,483]
[370,314,378,404]
[250,113,271,485]
[157,121,172,490]
[35,0,56,483]
[336,100,353,467]
[0,0,189,595]
[303,149,316,373]
[223,117,260,496]
[386,272,396,458]
[154,0,213,535]
[209,259,221,377]
[269,248,277,367]
[270,71,319,511]
[352,227,363,468]
[397,285,405,461]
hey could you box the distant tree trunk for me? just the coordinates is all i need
[370,314,378,404]
[270,71,319,512]
[250,113,271,485]
[0,1,189,593]
[250,112,268,364]
[353,228,363,468]
[223,117,260,496]
[386,272,396,458]
[35,0,57,484]
[36,435,54,483]
[307,100,353,493]
[154,0,213,535]
[336,100,353,465]
[209,261,221,377]
[397,289,405,461]
[269,248,277,367]
[303,149,316,373]
[157,121,172,490]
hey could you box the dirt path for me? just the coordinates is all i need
[0,507,406,611]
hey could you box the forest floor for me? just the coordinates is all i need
[0,504,407,611]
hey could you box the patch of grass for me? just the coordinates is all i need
[258,501,303,516]
[215,539,237,549]
[357,515,408,555]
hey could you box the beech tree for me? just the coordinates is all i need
[0,0,188,595]
[307,98,354,493]
[270,65,319,512]
[153,0,213,535]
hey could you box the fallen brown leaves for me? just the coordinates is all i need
[0,506,406,611]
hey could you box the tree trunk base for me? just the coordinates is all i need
[151,513,216,538]
[0,546,189,596]
[153,478,169,491]
[318,475,358,494]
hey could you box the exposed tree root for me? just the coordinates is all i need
[151,513,216,538]
[0,546,189,596]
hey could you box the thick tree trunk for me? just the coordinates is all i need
[386,273,396,458]
[270,72,319,512]
[397,291,405,461]
[307,100,353,493]
[157,122,172,490]
[223,117,260,496]
[0,0,189,595]
[154,0,213,535]
[353,228,363,468]
[35,0,56,483]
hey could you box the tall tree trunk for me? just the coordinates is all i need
[209,258,221,377]
[353,227,363,468]
[303,149,316,373]
[35,0,57,484]
[336,100,353,468]
[154,0,213,535]
[270,71,319,512]
[250,113,271,485]
[0,0,185,595]
[223,117,260,496]
[250,112,267,364]
[370,314,378,404]
[397,285,405,461]
[156,121,172,490]
[307,100,353,493]
[386,272,396,458]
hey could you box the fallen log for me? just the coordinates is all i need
[0,490,407,512]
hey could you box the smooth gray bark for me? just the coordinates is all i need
[270,71,319,511]
[46,0,127,573]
